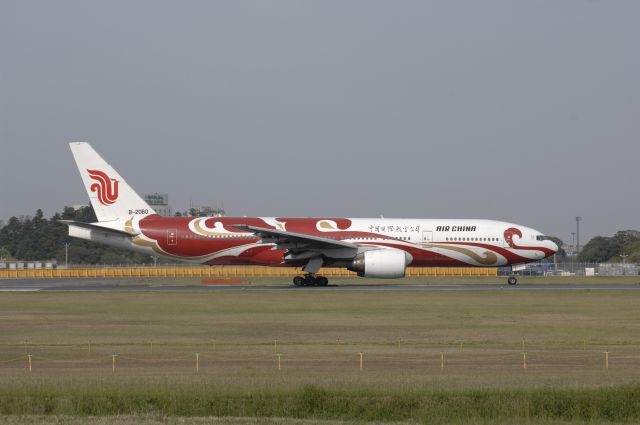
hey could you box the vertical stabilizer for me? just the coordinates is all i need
[69,142,155,222]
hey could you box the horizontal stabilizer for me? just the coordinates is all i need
[58,220,139,237]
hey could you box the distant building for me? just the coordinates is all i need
[192,206,226,217]
[143,193,173,217]
[175,205,225,217]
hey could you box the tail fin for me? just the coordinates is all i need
[69,142,155,222]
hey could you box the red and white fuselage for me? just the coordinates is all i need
[90,215,556,268]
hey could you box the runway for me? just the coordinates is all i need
[1,278,639,292]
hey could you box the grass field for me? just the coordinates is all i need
[1,277,640,424]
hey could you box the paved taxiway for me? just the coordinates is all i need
[0,278,639,292]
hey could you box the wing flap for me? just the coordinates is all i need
[232,224,357,251]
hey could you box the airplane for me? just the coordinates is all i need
[61,142,558,286]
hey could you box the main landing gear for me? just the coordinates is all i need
[507,276,518,285]
[293,273,329,287]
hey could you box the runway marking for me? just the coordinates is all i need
[15,284,640,292]
[0,287,43,292]
[1,280,640,292]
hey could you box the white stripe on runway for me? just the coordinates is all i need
[0,287,43,292]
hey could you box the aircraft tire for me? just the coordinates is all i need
[317,276,329,286]
[507,276,517,285]
[293,276,305,286]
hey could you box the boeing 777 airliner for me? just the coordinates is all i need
[62,143,558,286]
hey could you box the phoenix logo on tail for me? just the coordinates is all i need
[87,169,119,205]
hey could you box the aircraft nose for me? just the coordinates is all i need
[549,240,559,254]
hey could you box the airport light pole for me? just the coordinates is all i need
[64,242,70,268]
[575,216,582,254]
[620,252,629,276]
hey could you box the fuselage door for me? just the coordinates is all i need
[167,229,178,246]
[421,230,433,243]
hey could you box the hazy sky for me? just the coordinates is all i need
[1,1,639,244]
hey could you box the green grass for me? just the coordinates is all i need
[1,384,640,424]
[0,417,415,425]
[1,285,640,423]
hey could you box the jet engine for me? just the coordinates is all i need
[348,249,413,278]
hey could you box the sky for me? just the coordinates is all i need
[1,1,639,245]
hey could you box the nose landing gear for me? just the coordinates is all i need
[293,273,329,287]
[507,276,518,285]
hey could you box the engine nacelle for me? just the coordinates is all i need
[348,249,413,279]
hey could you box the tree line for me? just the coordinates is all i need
[578,230,640,263]
[0,207,155,265]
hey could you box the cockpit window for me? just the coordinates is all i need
[536,235,552,241]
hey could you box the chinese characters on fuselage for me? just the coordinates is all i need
[368,225,420,233]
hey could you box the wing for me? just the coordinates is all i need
[232,224,358,257]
